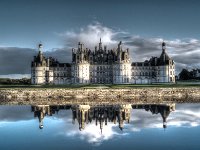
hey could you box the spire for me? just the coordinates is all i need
[38,111,44,129]
[38,43,43,52]
[162,41,166,52]
[118,41,122,51]
[37,43,44,62]
[117,41,122,61]
[99,38,102,50]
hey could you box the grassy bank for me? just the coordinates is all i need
[1,82,200,89]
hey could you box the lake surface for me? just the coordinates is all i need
[0,103,200,150]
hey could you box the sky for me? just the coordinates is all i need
[1,0,200,78]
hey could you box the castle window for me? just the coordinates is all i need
[100,66,103,71]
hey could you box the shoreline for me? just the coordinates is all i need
[0,87,200,104]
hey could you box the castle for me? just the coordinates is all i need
[32,103,175,130]
[31,39,175,84]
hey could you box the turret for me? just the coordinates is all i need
[72,48,76,63]
[104,45,107,51]
[33,105,47,129]
[78,42,81,50]
[117,41,122,61]
[118,41,122,52]
[39,113,44,129]
[99,38,102,50]
[38,43,42,50]
[127,48,129,54]
[38,43,43,62]
[159,42,170,65]
[47,58,50,67]
[162,42,166,52]
[160,106,170,129]
[32,43,47,67]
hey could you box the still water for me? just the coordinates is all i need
[0,103,199,150]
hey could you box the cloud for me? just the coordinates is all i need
[57,22,200,73]
[122,37,200,72]
[1,22,200,77]
[0,74,30,79]
[56,22,120,49]
[45,47,71,63]
[0,47,70,77]
[0,47,36,75]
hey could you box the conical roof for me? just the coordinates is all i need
[159,42,171,65]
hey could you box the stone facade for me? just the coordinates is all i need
[31,39,175,84]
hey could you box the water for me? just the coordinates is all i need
[0,103,199,150]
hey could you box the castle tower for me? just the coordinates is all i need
[117,41,122,62]
[31,43,46,84]
[160,107,170,129]
[113,41,131,84]
[157,42,175,83]
[71,42,90,84]
[31,43,53,84]
[71,105,90,131]
[32,105,50,129]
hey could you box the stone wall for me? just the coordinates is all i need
[0,88,200,103]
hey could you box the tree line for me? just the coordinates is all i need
[179,69,200,80]
[0,78,31,85]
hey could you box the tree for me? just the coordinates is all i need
[179,69,191,80]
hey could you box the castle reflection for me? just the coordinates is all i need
[31,103,175,131]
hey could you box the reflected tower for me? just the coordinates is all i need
[32,105,50,129]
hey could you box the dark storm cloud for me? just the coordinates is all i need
[0,47,36,75]
[121,36,200,72]
[0,47,71,76]
[124,37,162,61]
[45,48,71,63]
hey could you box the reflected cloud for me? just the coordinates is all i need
[0,103,200,145]
[0,105,32,122]
[66,123,121,146]
[31,103,175,145]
